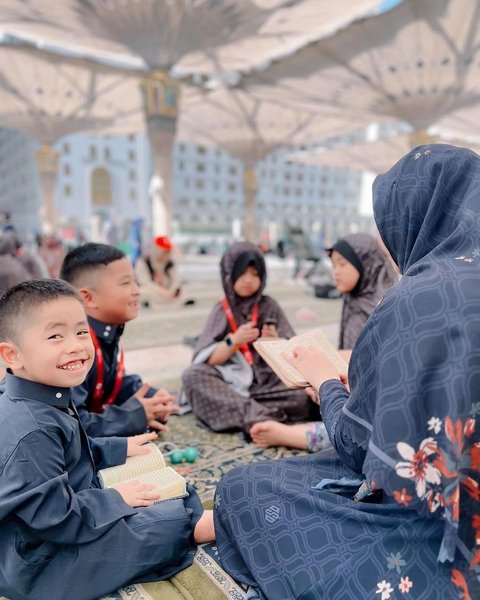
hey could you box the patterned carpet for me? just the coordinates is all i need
[99,414,304,600]
[160,411,303,507]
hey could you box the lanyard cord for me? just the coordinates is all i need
[221,298,259,366]
[89,327,125,413]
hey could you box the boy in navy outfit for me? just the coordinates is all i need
[0,279,214,600]
[60,243,178,437]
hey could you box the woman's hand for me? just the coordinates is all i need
[305,386,320,404]
[283,345,341,391]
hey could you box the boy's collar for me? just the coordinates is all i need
[5,371,71,408]
[88,316,124,343]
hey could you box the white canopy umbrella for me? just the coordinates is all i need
[288,131,480,174]
[178,84,367,239]
[0,0,383,235]
[246,0,480,136]
[0,44,144,231]
[0,1,383,74]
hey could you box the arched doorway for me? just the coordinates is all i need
[91,167,112,207]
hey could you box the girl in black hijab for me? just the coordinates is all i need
[181,241,313,433]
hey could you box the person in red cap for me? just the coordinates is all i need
[135,236,194,308]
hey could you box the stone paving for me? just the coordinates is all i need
[124,254,341,390]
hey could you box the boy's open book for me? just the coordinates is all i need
[253,328,348,389]
[98,443,187,501]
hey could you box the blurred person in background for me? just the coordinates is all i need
[37,234,66,278]
[136,235,194,308]
[0,232,32,294]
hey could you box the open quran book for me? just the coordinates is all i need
[254,328,348,389]
[98,443,187,501]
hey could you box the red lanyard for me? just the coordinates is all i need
[221,297,259,366]
[89,327,125,414]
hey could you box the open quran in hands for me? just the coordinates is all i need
[253,328,348,389]
[98,443,187,501]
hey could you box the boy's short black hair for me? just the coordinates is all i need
[0,279,82,343]
[60,243,126,288]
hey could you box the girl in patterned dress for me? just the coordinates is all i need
[181,241,314,433]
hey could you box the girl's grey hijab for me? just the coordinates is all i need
[332,232,398,349]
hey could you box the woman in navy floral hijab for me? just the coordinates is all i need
[214,145,480,600]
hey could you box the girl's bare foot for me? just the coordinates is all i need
[250,421,313,450]
[194,509,215,543]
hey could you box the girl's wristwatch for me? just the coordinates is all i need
[224,334,235,348]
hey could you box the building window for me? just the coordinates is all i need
[228,183,236,192]
[129,189,137,201]
[228,166,237,176]
[90,146,97,160]
[63,163,71,176]
[91,167,112,206]
[104,148,111,161]
[197,146,206,155]
[129,170,136,182]
[196,162,205,172]
[63,142,70,154]
[64,184,71,197]
[128,150,136,162]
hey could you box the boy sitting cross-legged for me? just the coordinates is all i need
[60,243,178,437]
[0,279,214,600]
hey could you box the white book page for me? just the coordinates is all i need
[256,339,307,385]
[135,467,187,499]
[99,443,166,488]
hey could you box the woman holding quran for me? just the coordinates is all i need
[250,232,398,450]
[214,145,480,600]
[181,241,315,432]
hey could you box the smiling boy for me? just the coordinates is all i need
[0,279,212,600]
[60,243,178,437]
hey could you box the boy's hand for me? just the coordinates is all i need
[282,345,340,391]
[232,322,259,346]
[150,389,180,421]
[113,479,161,507]
[134,383,178,432]
[127,432,158,457]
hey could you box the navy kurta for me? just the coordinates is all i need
[0,373,203,600]
[71,316,155,437]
